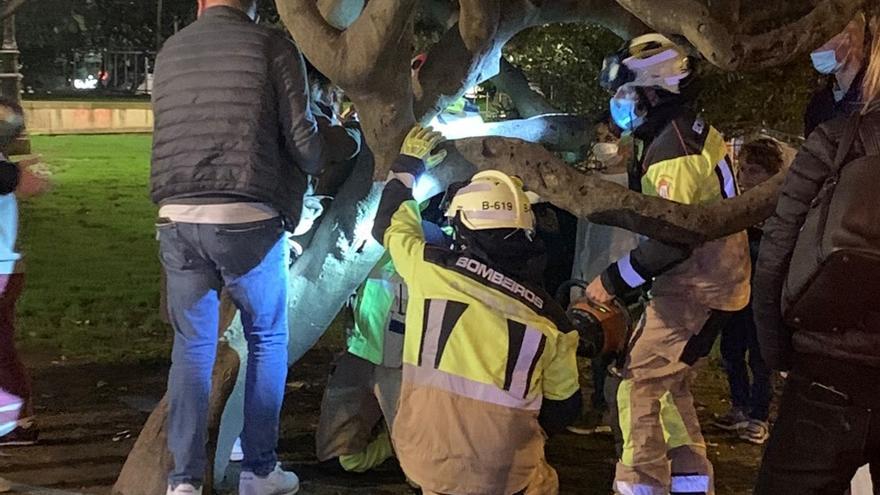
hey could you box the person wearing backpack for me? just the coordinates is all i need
[753,15,880,494]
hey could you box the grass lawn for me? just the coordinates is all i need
[15,134,169,362]
[14,134,348,363]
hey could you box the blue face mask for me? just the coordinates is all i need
[610,91,645,131]
[811,49,842,75]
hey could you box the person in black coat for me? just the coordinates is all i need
[753,16,880,493]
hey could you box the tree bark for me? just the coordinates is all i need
[444,136,783,245]
[0,0,26,20]
[614,0,867,70]
[491,58,559,119]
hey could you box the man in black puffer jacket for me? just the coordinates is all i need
[150,1,335,494]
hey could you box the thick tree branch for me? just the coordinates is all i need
[317,0,365,29]
[275,0,344,78]
[491,57,559,118]
[417,0,459,30]
[615,0,867,70]
[438,114,589,154]
[342,0,419,85]
[537,0,651,39]
[429,137,780,246]
[459,0,501,53]
[0,0,27,20]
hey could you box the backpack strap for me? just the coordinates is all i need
[859,115,880,157]
[831,113,862,175]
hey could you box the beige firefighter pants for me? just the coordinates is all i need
[614,295,714,495]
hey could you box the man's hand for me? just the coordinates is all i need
[401,125,447,169]
[14,157,50,198]
[586,276,614,304]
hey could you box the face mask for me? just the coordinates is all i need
[610,88,646,131]
[811,29,853,75]
[593,142,623,168]
[810,49,841,75]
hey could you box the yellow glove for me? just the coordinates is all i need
[400,125,447,169]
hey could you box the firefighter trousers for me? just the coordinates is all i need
[613,295,720,495]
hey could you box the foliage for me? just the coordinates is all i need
[696,62,817,137]
[14,134,350,363]
[504,24,622,117]
[16,0,195,90]
[502,22,816,137]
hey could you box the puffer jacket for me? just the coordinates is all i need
[150,6,323,225]
[754,105,880,371]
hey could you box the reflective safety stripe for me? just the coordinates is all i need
[617,379,636,466]
[404,363,542,410]
[670,474,710,494]
[419,299,468,368]
[0,421,17,437]
[507,326,545,399]
[660,391,692,449]
[714,157,737,199]
[418,299,448,366]
[618,253,647,288]
[614,481,666,495]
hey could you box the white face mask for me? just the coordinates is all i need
[810,48,843,75]
[810,20,860,75]
[610,86,646,131]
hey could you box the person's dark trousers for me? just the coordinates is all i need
[591,353,615,410]
[158,217,289,488]
[755,355,880,494]
[0,274,31,418]
[720,302,771,421]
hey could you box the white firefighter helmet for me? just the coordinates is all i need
[600,33,691,94]
[444,170,537,234]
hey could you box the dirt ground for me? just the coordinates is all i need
[0,348,767,494]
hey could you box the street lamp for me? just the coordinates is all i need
[0,14,28,154]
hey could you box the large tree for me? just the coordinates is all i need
[114,0,874,492]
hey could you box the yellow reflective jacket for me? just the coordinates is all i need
[372,159,580,494]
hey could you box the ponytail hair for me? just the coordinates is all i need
[862,15,880,113]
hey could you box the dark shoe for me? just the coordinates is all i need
[0,425,38,446]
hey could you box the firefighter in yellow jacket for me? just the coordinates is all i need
[585,35,752,495]
[372,126,581,495]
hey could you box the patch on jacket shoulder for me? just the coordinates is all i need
[692,117,705,135]
[657,175,673,199]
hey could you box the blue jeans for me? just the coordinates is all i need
[158,218,289,486]
[720,302,770,421]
